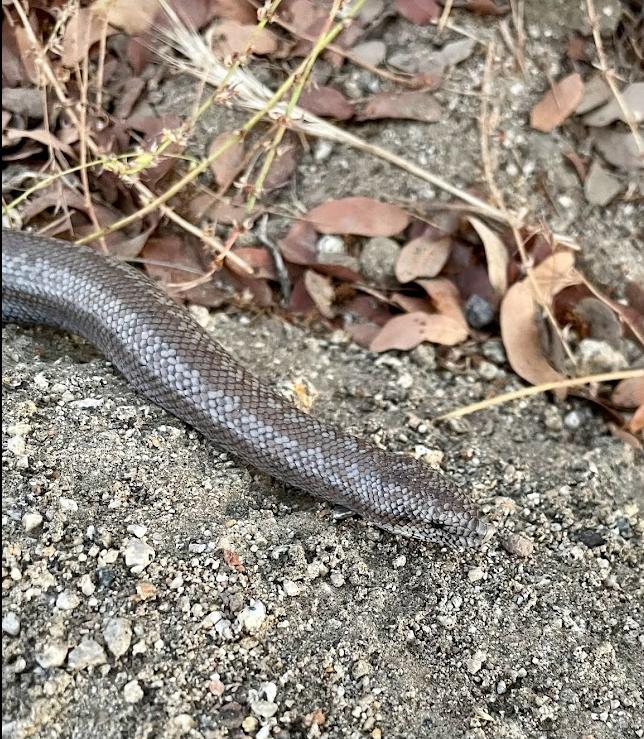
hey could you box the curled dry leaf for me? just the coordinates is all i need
[357,91,442,123]
[299,86,355,120]
[530,73,584,132]
[500,252,579,388]
[629,405,644,434]
[305,197,409,237]
[394,0,440,25]
[303,270,335,318]
[418,278,469,333]
[62,8,114,67]
[612,378,644,409]
[467,217,509,295]
[395,236,451,283]
[209,131,245,189]
[211,21,279,57]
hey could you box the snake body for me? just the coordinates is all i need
[2,229,488,547]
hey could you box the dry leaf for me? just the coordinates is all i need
[612,378,644,409]
[468,217,509,295]
[299,86,355,120]
[304,270,335,318]
[305,197,409,237]
[500,252,579,388]
[211,21,278,57]
[358,91,442,123]
[418,278,469,332]
[209,131,245,188]
[263,139,300,192]
[3,128,75,157]
[370,310,467,351]
[62,8,113,67]
[230,248,277,280]
[395,236,451,282]
[278,220,318,264]
[629,404,644,434]
[394,0,440,25]
[210,0,257,23]
[461,0,508,14]
[93,0,159,34]
[530,73,584,132]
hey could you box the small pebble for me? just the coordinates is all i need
[251,700,278,719]
[103,617,132,658]
[467,567,485,583]
[123,679,144,704]
[67,639,107,670]
[501,534,534,558]
[35,641,69,669]
[393,555,407,569]
[353,659,371,678]
[564,411,582,430]
[22,512,43,533]
[123,538,155,573]
[477,361,498,381]
[283,579,300,597]
[56,590,80,611]
[465,294,495,329]
[237,600,267,634]
[126,524,147,538]
[2,612,21,637]
[359,237,400,287]
[466,650,486,674]
[242,716,259,733]
[481,339,507,365]
[7,436,26,456]
[330,572,345,587]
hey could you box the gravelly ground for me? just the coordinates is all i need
[3,2,644,738]
[2,310,643,739]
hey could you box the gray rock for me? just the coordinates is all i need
[21,512,42,533]
[584,161,622,206]
[35,641,69,669]
[360,237,400,287]
[578,338,628,373]
[103,617,132,658]
[67,639,107,671]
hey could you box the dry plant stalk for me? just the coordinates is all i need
[586,0,643,155]
[478,42,576,366]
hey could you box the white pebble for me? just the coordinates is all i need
[2,612,21,636]
[237,599,267,634]
[22,512,43,533]
[123,538,155,573]
[7,437,26,456]
[56,590,80,610]
[123,679,144,704]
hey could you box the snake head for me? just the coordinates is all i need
[369,453,491,548]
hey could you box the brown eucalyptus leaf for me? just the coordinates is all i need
[530,73,584,132]
[395,236,451,282]
[467,217,509,295]
[305,197,409,237]
[500,252,579,388]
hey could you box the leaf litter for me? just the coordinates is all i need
[2,0,642,433]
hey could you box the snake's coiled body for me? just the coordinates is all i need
[2,229,488,546]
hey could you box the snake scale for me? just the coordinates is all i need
[2,229,489,547]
